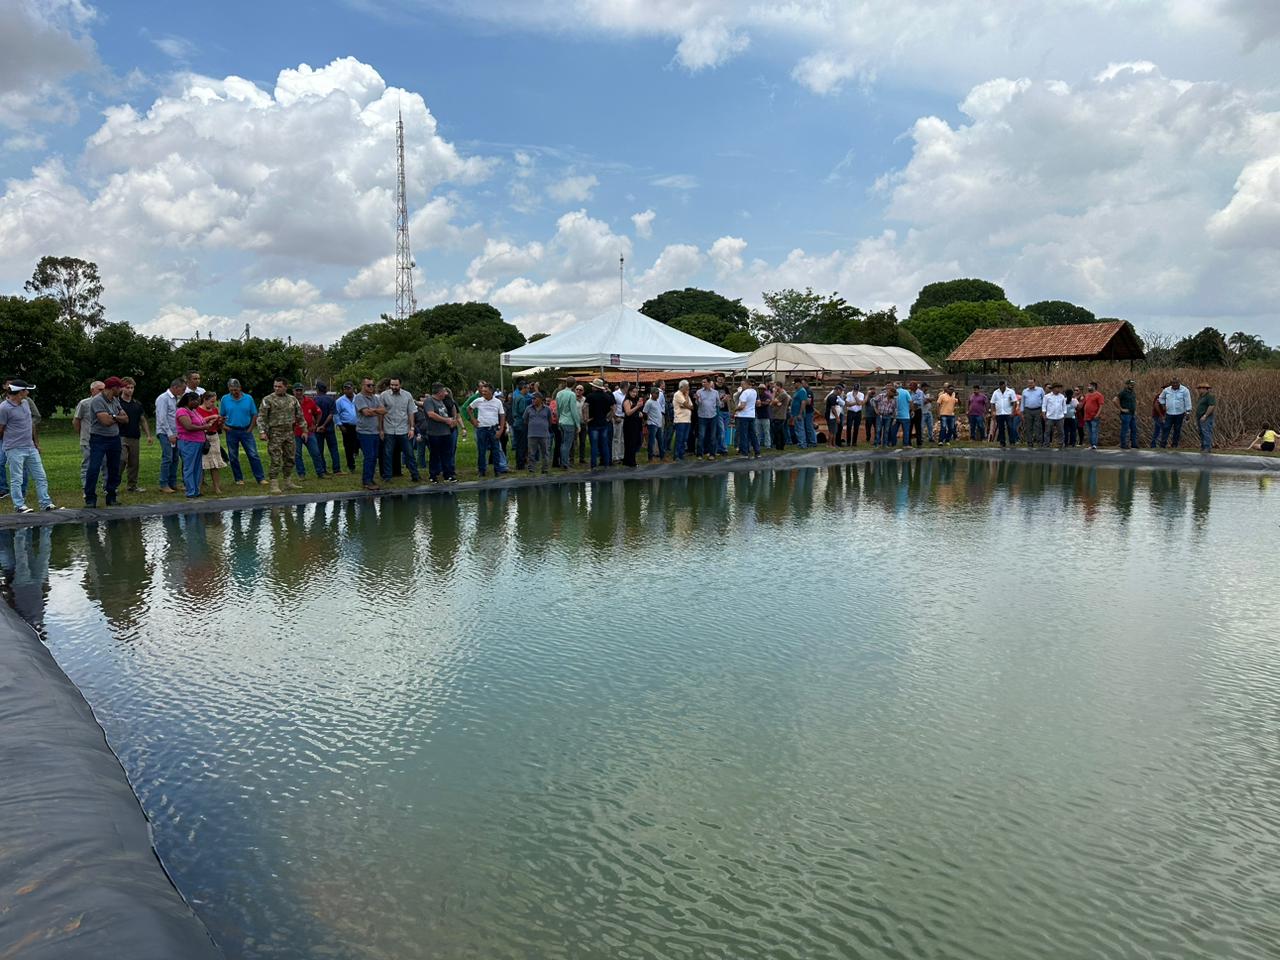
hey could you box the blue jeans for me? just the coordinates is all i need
[737,416,760,455]
[697,417,718,456]
[716,411,730,454]
[1151,417,1166,448]
[876,415,892,446]
[1198,414,1214,451]
[673,422,690,460]
[358,433,381,485]
[940,415,956,443]
[588,424,612,468]
[647,424,665,459]
[427,434,455,479]
[1086,419,1101,447]
[4,447,51,510]
[921,411,934,443]
[889,417,910,446]
[967,415,984,440]
[1010,416,1021,445]
[0,446,29,500]
[476,425,507,475]
[757,417,771,449]
[382,433,420,480]
[559,424,578,466]
[1119,413,1137,449]
[177,439,204,497]
[294,434,326,477]
[316,428,342,472]
[802,411,817,447]
[1166,413,1186,448]
[225,427,265,482]
[158,434,180,489]
[85,434,122,505]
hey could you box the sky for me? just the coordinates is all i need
[1,0,1278,345]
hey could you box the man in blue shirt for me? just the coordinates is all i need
[218,379,266,486]
[1158,377,1194,448]
[335,381,359,471]
[889,381,912,447]
[695,377,721,459]
[510,380,529,470]
[1021,378,1045,447]
[791,379,813,448]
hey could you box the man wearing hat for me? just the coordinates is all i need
[1195,382,1216,453]
[1114,378,1138,449]
[0,379,60,513]
[584,378,615,468]
[83,376,128,507]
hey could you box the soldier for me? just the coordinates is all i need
[258,377,306,493]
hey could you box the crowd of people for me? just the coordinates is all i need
[0,366,1263,515]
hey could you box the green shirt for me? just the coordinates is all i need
[1196,393,1216,417]
[1117,387,1136,414]
[462,392,481,427]
[554,388,580,427]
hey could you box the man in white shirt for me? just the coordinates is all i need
[1158,377,1194,448]
[1042,383,1067,448]
[990,380,1019,448]
[735,379,760,458]
[842,385,863,447]
[611,381,627,460]
[469,383,508,477]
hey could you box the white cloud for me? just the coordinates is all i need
[708,235,746,277]
[550,209,632,281]
[1207,156,1280,249]
[342,255,396,300]
[631,208,655,239]
[791,52,859,96]
[145,31,196,61]
[673,17,749,70]
[547,172,598,203]
[243,276,321,307]
[466,238,544,279]
[0,0,98,128]
[650,173,698,191]
[144,301,351,342]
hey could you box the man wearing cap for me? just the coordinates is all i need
[291,384,327,479]
[1158,377,1193,448]
[72,380,105,489]
[84,376,128,507]
[1114,378,1138,450]
[312,382,343,476]
[0,376,39,503]
[219,378,266,486]
[378,377,420,482]
[259,378,305,493]
[1196,382,1216,453]
[0,380,59,513]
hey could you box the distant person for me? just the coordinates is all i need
[909,381,924,446]
[798,378,817,448]
[509,379,530,470]
[0,380,60,513]
[1195,382,1216,453]
[84,376,128,507]
[1249,424,1276,453]
[116,377,151,493]
[890,380,912,449]
[183,369,205,397]
[736,378,760,458]
[1158,377,1193,448]
[219,378,266,486]
[1043,383,1066,448]
[379,377,420,482]
[1081,381,1106,450]
[990,380,1018,448]
[1063,388,1080,447]
[292,384,327,479]
[621,385,644,467]
[523,391,553,474]
[199,391,228,494]
[312,382,343,476]
[824,384,843,446]
[259,377,306,494]
[154,378,184,493]
[936,384,958,445]
[335,381,360,472]
[469,382,508,478]
[585,378,615,469]
[715,376,731,455]
[918,382,934,446]
[755,382,772,450]
[72,380,105,488]
[1114,378,1138,449]
[422,383,459,482]
[695,377,720,459]
[174,391,211,499]
[770,381,790,452]
[612,380,627,462]
[0,376,38,504]
[643,387,666,462]
[671,380,694,461]
[1021,378,1045,447]
[872,383,894,447]
[844,383,864,447]
[554,377,580,468]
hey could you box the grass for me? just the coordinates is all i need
[5,419,1275,514]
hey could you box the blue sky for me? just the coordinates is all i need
[1,0,1278,343]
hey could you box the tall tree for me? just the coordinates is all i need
[88,322,176,402]
[639,288,750,328]
[1023,300,1097,326]
[1227,331,1273,362]
[751,288,824,343]
[1172,327,1231,368]
[909,278,1005,316]
[24,255,107,329]
[902,299,1037,361]
[0,294,87,412]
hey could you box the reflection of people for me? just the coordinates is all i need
[0,526,52,626]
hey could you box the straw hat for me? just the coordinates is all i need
[591,378,606,389]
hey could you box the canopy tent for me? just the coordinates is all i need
[745,343,932,376]
[500,304,750,371]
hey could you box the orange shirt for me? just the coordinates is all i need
[936,393,958,416]
[1082,391,1106,421]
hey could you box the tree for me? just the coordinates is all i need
[1227,331,1273,362]
[1172,327,1231,368]
[0,294,87,412]
[174,338,307,399]
[721,330,760,352]
[902,299,1037,362]
[909,278,1005,316]
[751,288,824,343]
[88,322,175,402]
[24,256,107,329]
[527,332,550,343]
[1024,300,1097,326]
[639,288,750,328]
[858,307,923,354]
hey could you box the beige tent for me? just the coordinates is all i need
[745,343,932,376]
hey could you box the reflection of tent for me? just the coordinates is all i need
[745,343,932,375]
[500,304,750,371]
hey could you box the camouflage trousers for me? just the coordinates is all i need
[264,430,295,480]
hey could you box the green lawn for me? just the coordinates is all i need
[4,420,1274,513]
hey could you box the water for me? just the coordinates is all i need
[4,460,1280,960]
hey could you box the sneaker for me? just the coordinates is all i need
[16,505,34,514]
[235,480,245,486]
[127,486,146,493]
[42,504,62,511]
[447,476,458,483]
[0,492,8,500]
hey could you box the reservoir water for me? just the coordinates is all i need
[3,460,1279,960]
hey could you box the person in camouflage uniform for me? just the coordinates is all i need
[258,377,306,493]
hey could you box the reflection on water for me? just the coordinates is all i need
[4,463,1280,960]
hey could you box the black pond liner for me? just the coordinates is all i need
[0,602,223,959]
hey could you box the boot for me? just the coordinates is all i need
[269,480,281,494]
[286,477,303,490]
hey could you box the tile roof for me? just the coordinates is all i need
[946,321,1144,362]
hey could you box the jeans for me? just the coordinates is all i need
[1010,416,1021,445]
[921,411,934,444]
[4,447,51,510]
[1086,419,1101,447]
[1198,414,1214,451]
[802,411,817,447]
[340,423,359,470]
[939,415,956,443]
[225,427,265,483]
[85,434,122,505]
[647,424,665,459]
[1064,418,1079,447]
[717,411,730,454]
[513,426,528,470]
[910,408,922,446]
[845,410,861,445]
[359,433,381,485]
[737,416,760,455]
[698,417,718,456]
[1119,413,1137,449]
[316,428,342,473]
[427,434,455,479]
[158,434,179,488]
[757,417,771,449]
[476,426,508,475]
[1151,417,1167,448]
[1166,413,1186,448]
[967,414,984,441]
[559,424,578,466]
[589,424,612,468]
[771,419,787,451]
[673,422,690,460]
[995,414,1013,446]
[177,439,204,497]
[294,433,326,477]
[793,414,808,449]
[382,433,420,481]
[0,446,30,500]
[527,435,551,472]
[888,417,910,446]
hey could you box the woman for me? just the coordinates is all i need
[175,391,212,498]
[1249,424,1277,452]
[199,391,228,493]
[576,384,588,463]
[621,385,644,467]
[672,380,693,461]
[1063,388,1079,447]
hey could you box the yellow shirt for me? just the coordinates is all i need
[1263,429,1277,444]
[936,393,958,416]
[672,391,693,424]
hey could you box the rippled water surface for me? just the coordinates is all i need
[5,460,1280,960]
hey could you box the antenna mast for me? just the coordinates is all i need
[394,108,417,320]
[619,254,624,306]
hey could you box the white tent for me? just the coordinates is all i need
[500,304,750,371]
[745,343,932,376]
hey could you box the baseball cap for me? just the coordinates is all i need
[103,376,123,389]
[7,379,34,392]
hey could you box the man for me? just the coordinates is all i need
[352,377,385,490]
[871,383,892,447]
[84,376,128,507]
[422,382,458,482]
[1043,383,1066,448]
[1159,377,1193,448]
[936,384,958,444]
[72,380,105,488]
[844,383,864,447]
[770,381,790,451]
[117,377,152,493]
[967,385,988,441]
[1150,381,1171,449]
[469,382,508,477]
[333,381,360,472]
[183,370,205,396]
[154,378,184,493]
[1196,382,1216,453]
[887,381,912,448]
[312,382,343,476]
[292,384,327,479]
[0,376,39,503]
[379,377,420,482]
[990,380,1018,448]
[0,380,60,513]
[219,378,266,486]
[580,378,611,469]
[643,387,666,461]
[754,382,772,450]
[735,378,760,458]
[1082,381,1106,450]
[259,378,306,494]
[1021,378,1045,447]
[695,377,721,459]
[1114,378,1138,450]
[510,379,530,470]
[909,381,925,447]
[799,377,818,448]
[554,377,580,468]
[824,384,844,446]
[524,391,554,474]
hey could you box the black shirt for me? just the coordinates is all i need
[585,389,613,427]
[118,398,144,439]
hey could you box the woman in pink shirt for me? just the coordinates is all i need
[175,392,212,497]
